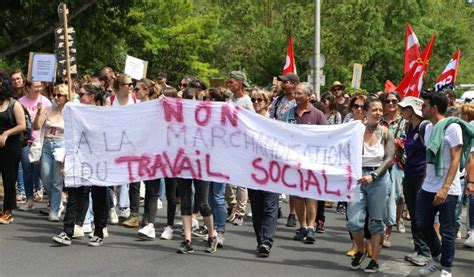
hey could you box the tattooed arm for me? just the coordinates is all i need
[374,126,395,177]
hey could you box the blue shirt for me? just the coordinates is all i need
[404,123,426,176]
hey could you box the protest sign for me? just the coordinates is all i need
[63,98,364,201]
[27,52,57,82]
[124,55,148,80]
[351,63,363,89]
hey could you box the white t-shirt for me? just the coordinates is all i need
[422,122,462,195]
[231,95,254,111]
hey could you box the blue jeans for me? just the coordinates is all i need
[347,169,389,235]
[40,139,65,215]
[385,165,404,226]
[117,184,129,208]
[415,189,457,269]
[84,193,94,225]
[455,178,466,231]
[17,162,25,195]
[21,145,41,198]
[209,182,226,232]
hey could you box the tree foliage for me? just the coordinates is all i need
[0,0,473,91]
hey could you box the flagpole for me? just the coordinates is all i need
[313,0,321,99]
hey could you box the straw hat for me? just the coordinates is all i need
[329,81,345,92]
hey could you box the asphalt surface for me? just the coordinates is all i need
[0,198,472,277]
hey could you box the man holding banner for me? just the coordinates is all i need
[282,82,328,244]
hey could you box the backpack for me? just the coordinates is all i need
[110,93,137,105]
[271,95,284,119]
[7,99,33,147]
[418,120,430,146]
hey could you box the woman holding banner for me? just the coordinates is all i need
[53,83,109,247]
[347,97,394,273]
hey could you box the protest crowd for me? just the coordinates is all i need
[1,61,474,277]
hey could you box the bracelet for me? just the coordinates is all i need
[370,172,378,180]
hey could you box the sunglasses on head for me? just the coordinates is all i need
[251,98,264,103]
[385,99,398,104]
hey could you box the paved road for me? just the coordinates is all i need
[0,199,472,277]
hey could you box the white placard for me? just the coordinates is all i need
[124,55,148,80]
[29,53,57,82]
[63,98,364,201]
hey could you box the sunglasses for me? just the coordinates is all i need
[251,98,264,103]
[352,104,364,110]
[385,99,398,104]
[52,93,65,98]
[179,83,187,88]
[121,83,133,88]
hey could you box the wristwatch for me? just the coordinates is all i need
[370,172,378,180]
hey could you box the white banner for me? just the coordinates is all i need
[64,98,364,201]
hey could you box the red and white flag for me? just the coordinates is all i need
[282,36,297,75]
[396,33,435,98]
[434,49,461,91]
[404,23,421,74]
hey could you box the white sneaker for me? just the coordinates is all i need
[464,232,474,248]
[160,226,174,240]
[157,199,163,210]
[138,225,156,240]
[440,269,452,277]
[58,203,65,218]
[397,219,406,233]
[109,208,119,225]
[118,207,130,219]
[419,258,441,276]
[83,224,93,234]
[18,199,35,211]
[48,213,59,222]
[192,219,199,230]
[72,225,84,238]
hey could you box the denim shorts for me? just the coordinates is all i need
[347,169,389,235]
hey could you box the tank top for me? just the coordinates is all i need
[0,100,15,133]
[44,116,65,140]
[362,132,384,167]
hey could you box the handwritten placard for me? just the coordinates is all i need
[124,55,148,80]
[63,98,364,201]
[28,52,57,82]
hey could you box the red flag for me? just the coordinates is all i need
[396,33,436,98]
[385,80,397,92]
[404,23,421,74]
[282,36,297,75]
[434,49,461,91]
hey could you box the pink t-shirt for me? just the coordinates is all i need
[19,94,52,143]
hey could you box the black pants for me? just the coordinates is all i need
[248,189,279,247]
[75,187,90,226]
[316,200,325,222]
[128,181,142,215]
[403,174,430,256]
[177,178,212,217]
[63,186,108,238]
[0,136,21,212]
[165,178,177,226]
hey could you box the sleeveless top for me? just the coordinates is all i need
[44,116,65,140]
[0,100,15,132]
[362,132,384,167]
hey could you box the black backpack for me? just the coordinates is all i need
[7,99,33,147]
